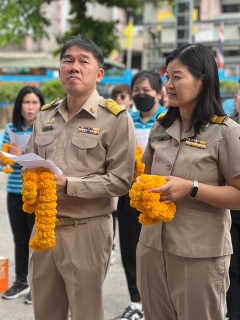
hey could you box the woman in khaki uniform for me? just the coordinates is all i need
[137,43,240,320]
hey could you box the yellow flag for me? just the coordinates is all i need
[124,19,133,48]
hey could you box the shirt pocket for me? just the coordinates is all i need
[35,135,54,159]
[67,136,98,172]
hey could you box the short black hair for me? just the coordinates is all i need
[12,86,45,131]
[60,35,104,68]
[160,43,225,134]
[111,83,132,99]
[131,70,163,93]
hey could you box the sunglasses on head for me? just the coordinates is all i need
[112,94,126,100]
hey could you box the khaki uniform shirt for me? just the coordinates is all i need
[141,116,240,258]
[26,90,137,219]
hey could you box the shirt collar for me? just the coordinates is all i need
[135,105,165,125]
[57,89,101,119]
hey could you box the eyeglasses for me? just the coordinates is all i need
[112,94,126,100]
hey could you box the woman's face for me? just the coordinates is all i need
[21,93,41,127]
[112,91,133,111]
[235,89,240,115]
[132,78,161,107]
[165,58,203,111]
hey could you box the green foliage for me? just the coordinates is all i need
[220,81,239,93]
[0,0,140,53]
[0,0,51,47]
[0,82,24,103]
[41,80,66,102]
[57,0,140,57]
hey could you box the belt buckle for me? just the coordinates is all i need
[56,218,61,226]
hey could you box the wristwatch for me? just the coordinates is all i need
[190,180,199,199]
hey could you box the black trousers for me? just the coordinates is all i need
[7,193,35,283]
[226,210,240,320]
[117,193,142,303]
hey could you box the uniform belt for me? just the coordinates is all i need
[55,213,111,227]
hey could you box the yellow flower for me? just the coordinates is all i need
[129,174,176,225]
[133,146,145,182]
[22,167,57,251]
[1,143,15,174]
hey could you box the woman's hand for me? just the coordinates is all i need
[149,176,193,203]
[9,144,23,156]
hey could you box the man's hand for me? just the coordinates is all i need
[54,174,68,193]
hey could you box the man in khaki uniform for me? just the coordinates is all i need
[25,36,136,320]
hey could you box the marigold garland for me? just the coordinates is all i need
[1,143,16,174]
[129,174,176,226]
[22,167,57,252]
[133,146,145,182]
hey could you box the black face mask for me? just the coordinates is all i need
[133,94,155,112]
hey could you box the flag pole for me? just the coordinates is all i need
[126,16,133,70]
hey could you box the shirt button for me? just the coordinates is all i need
[65,126,68,130]
[59,145,64,149]
[72,192,76,196]
[174,142,179,148]
[81,144,85,148]
[166,164,172,170]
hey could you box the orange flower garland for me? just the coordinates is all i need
[133,146,145,182]
[22,167,57,252]
[129,174,176,226]
[1,143,16,173]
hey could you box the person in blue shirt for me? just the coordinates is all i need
[117,70,166,320]
[1,86,45,304]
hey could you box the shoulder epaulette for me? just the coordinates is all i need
[210,115,228,124]
[157,113,166,120]
[105,98,126,116]
[41,98,59,111]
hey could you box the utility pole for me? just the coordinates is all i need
[175,0,194,47]
[141,1,159,70]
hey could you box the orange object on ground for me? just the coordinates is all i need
[0,256,9,293]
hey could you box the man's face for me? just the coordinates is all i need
[59,45,104,97]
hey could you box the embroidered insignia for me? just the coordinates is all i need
[210,115,228,124]
[45,117,55,124]
[41,98,59,111]
[157,113,166,120]
[185,138,207,149]
[78,125,100,135]
[105,99,126,116]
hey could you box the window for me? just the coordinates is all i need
[223,4,240,12]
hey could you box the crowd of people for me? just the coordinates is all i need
[0,36,240,320]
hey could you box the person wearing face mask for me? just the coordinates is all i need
[116,70,165,320]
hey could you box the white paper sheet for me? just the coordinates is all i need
[0,151,62,174]
[135,129,151,150]
[7,129,31,152]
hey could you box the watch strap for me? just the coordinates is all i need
[190,180,199,199]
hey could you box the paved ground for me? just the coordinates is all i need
[0,172,130,320]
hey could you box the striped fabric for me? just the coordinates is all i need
[1,123,32,194]
[130,105,166,129]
